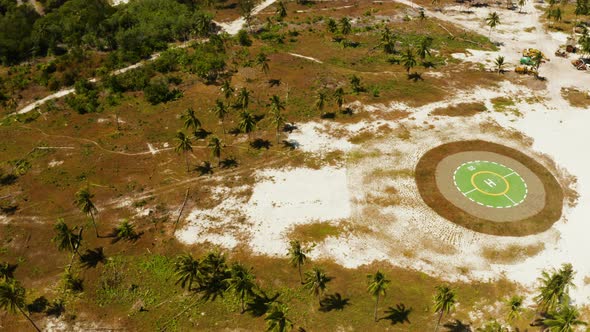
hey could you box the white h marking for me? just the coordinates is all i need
[484,179,496,188]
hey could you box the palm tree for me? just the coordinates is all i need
[269,95,286,144]
[326,18,338,34]
[350,75,362,94]
[401,48,417,74]
[303,267,331,306]
[257,53,270,75]
[548,7,562,23]
[367,270,390,322]
[175,131,193,172]
[0,263,16,281]
[315,91,326,114]
[212,99,229,135]
[0,280,42,332]
[174,253,201,291]
[340,17,352,35]
[238,111,256,141]
[181,108,201,131]
[536,263,576,313]
[288,240,308,283]
[52,218,83,272]
[417,36,433,60]
[265,303,294,332]
[236,88,250,111]
[380,26,396,54]
[221,80,234,100]
[74,187,99,238]
[225,263,257,313]
[114,219,137,241]
[334,87,345,111]
[276,1,287,19]
[506,295,524,322]
[486,12,501,38]
[494,55,506,74]
[433,285,456,332]
[207,136,223,167]
[518,0,527,13]
[543,305,587,331]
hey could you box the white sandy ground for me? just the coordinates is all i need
[175,0,590,313]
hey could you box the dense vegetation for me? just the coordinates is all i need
[0,0,212,65]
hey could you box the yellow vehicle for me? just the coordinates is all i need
[515,66,538,75]
[522,48,548,61]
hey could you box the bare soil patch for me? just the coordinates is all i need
[562,88,590,108]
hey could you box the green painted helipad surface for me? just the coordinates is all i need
[453,160,527,208]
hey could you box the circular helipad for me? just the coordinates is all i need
[415,140,563,236]
[453,160,527,208]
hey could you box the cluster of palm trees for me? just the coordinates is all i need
[174,76,292,173]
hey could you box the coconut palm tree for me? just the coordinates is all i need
[536,263,576,313]
[494,55,506,74]
[367,270,390,322]
[326,18,338,34]
[0,280,42,331]
[238,111,256,141]
[175,131,193,172]
[174,253,201,291]
[506,295,524,322]
[212,99,229,135]
[269,95,286,144]
[181,108,201,131]
[340,17,352,35]
[221,80,235,100]
[350,75,362,94]
[433,285,456,332]
[288,240,308,284]
[315,91,326,114]
[548,7,562,23]
[207,136,223,167]
[225,263,257,313]
[0,263,16,281]
[52,218,83,272]
[113,219,137,241]
[401,48,417,74]
[257,53,270,75]
[334,87,345,111]
[518,0,527,13]
[74,187,99,238]
[265,303,294,332]
[303,267,331,306]
[417,36,433,60]
[486,12,501,38]
[276,1,287,19]
[543,305,587,331]
[380,26,396,54]
[236,88,250,111]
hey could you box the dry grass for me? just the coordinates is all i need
[288,221,343,242]
[562,87,590,108]
[430,102,487,117]
[481,243,545,264]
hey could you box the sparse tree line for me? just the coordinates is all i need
[1,173,588,332]
[2,230,586,331]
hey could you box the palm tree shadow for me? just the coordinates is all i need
[319,293,350,312]
[407,72,424,81]
[245,290,280,317]
[250,138,271,150]
[0,262,18,279]
[107,230,143,244]
[443,319,472,332]
[80,247,106,269]
[379,303,412,325]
